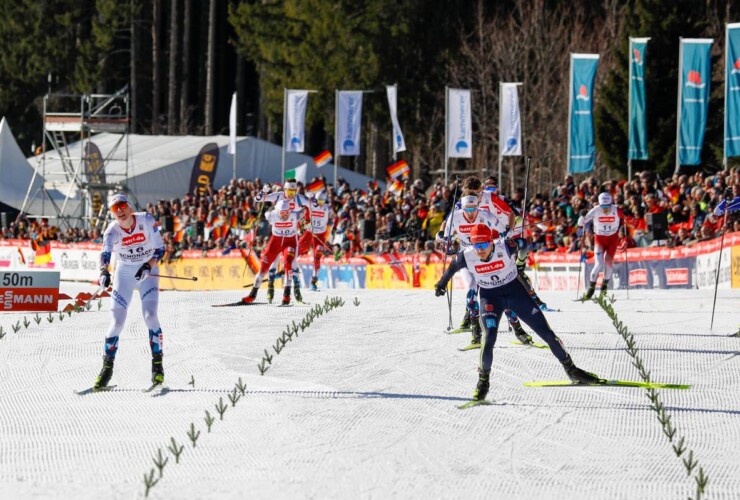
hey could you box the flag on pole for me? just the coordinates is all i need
[337,91,363,156]
[386,85,407,154]
[499,83,522,156]
[725,24,740,158]
[386,159,410,179]
[447,89,472,158]
[677,38,713,168]
[567,54,599,174]
[628,38,649,160]
[314,150,333,167]
[285,90,309,153]
[306,179,325,195]
[228,92,237,155]
[388,178,404,195]
[285,163,307,184]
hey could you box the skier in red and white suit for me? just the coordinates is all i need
[579,192,625,298]
[296,191,332,291]
[242,199,305,305]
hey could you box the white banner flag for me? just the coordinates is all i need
[337,91,363,156]
[285,90,308,153]
[386,85,407,154]
[447,88,472,158]
[228,92,237,155]
[499,83,522,156]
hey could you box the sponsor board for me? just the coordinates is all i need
[665,268,689,286]
[0,271,60,311]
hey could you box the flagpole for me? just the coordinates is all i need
[282,88,287,181]
[232,92,237,181]
[675,39,684,175]
[444,86,449,185]
[566,54,574,176]
[724,24,729,171]
[392,83,398,162]
[334,89,339,187]
[627,39,634,183]
[498,82,503,189]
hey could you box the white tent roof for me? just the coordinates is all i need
[33,133,384,208]
[0,117,74,217]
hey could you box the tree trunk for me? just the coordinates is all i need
[167,0,179,135]
[179,0,191,133]
[204,0,216,135]
[130,0,138,134]
[151,0,161,134]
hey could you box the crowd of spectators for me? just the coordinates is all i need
[2,165,738,261]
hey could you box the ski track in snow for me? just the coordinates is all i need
[0,286,738,499]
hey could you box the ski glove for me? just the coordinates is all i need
[434,282,447,297]
[98,269,111,288]
[135,262,152,281]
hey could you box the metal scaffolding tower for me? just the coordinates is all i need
[20,86,131,230]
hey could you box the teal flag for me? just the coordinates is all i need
[628,38,649,160]
[725,24,740,158]
[677,39,713,168]
[568,54,599,174]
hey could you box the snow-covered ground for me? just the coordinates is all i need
[0,285,738,499]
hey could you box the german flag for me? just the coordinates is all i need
[313,150,332,168]
[32,239,52,265]
[306,179,325,195]
[239,248,260,273]
[386,160,410,179]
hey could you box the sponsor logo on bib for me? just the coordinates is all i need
[474,260,505,274]
[274,222,293,229]
[122,233,146,246]
[598,216,616,223]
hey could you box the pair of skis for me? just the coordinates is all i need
[457,340,550,351]
[74,382,167,396]
[457,378,691,409]
[212,300,311,308]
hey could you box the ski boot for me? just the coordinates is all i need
[470,320,482,346]
[242,287,258,304]
[583,281,596,300]
[310,276,319,291]
[512,321,534,345]
[293,275,303,303]
[472,370,490,401]
[460,309,471,330]
[599,279,609,297]
[267,269,276,303]
[151,353,164,384]
[562,357,600,384]
[282,286,291,306]
[94,355,115,390]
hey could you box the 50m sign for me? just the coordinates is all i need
[0,271,60,312]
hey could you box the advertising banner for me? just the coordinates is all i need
[0,271,59,311]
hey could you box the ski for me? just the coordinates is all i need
[143,382,167,394]
[74,385,118,395]
[524,379,691,390]
[457,400,492,410]
[211,301,267,307]
[446,327,471,335]
[457,343,481,351]
[511,341,549,349]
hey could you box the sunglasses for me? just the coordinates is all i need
[473,241,491,251]
[463,207,477,213]
[110,202,128,212]
[484,186,497,192]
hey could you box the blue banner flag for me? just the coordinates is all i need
[725,24,740,159]
[568,54,599,174]
[628,38,649,160]
[677,38,713,169]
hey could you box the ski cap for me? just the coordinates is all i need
[598,192,612,206]
[284,181,298,191]
[276,199,291,212]
[109,193,130,209]
[469,224,499,244]
[460,195,479,208]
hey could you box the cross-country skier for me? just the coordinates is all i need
[579,192,625,299]
[437,193,527,347]
[242,199,305,305]
[713,186,740,219]
[296,190,333,291]
[254,178,313,302]
[94,193,166,390]
[434,223,598,401]
[479,175,550,311]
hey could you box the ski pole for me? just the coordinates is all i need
[709,216,729,331]
[151,274,198,281]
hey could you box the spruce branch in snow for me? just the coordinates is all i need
[47,313,54,323]
[143,468,159,497]
[0,326,5,339]
[263,349,273,364]
[273,338,283,354]
[153,448,168,478]
[672,436,686,456]
[58,312,64,322]
[204,411,215,432]
[167,437,184,464]
[228,388,241,407]
[353,296,360,306]
[187,422,200,448]
[236,378,247,396]
[12,321,21,333]
[215,397,228,420]
[33,313,41,325]
[189,375,195,387]
[23,317,30,328]
[683,450,697,476]
[97,300,102,311]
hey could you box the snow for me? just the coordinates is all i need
[0,286,739,499]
